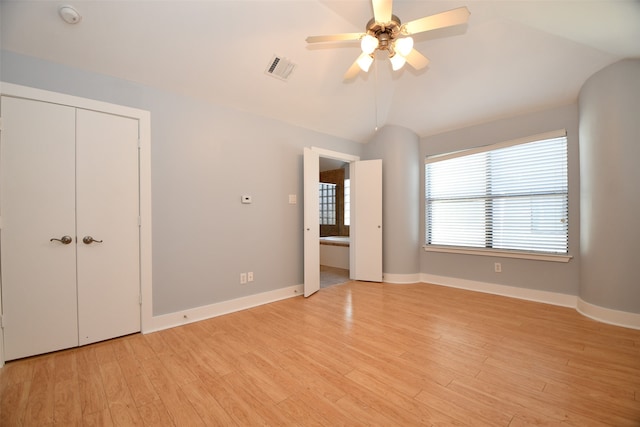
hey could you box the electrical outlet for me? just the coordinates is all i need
[240,273,247,284]
[247,272,254,282]
[494,262,502,273]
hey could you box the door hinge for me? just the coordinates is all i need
[137,138,141,149]
[139,294,142,305]
[0,315,4,329]
[0,117,3,131]
[138,216,142,227]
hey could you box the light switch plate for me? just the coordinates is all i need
[241,195,252,204]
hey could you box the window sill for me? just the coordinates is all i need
[422,245,573,263]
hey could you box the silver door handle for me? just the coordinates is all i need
[82,236,103,244]
[50,235,73,244]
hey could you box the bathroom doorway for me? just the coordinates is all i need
[303,147,382,297]
[319,158,350,288]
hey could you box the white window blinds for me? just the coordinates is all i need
[425,130,568,255]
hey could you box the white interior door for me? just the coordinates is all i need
[0,96,79,361]
[303,147,320,297]
[76,109,141,345]
[350,159,383,282]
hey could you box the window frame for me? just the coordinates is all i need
[423,129,572,263]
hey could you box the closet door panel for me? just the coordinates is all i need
[0,96,79,360]
[76,109,141,346]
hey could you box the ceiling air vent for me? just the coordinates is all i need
[265,55,296,81]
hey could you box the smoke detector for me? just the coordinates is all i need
[58,5,82,24]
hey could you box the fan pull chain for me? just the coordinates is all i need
[374,57,379,132]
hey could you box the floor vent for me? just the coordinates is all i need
[265,55,296,81]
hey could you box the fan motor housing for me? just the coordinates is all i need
[365,15,402,50]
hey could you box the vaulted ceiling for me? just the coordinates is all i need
[2,1,639,142]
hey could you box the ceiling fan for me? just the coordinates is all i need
[306,0,470,79]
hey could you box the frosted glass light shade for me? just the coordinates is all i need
[389,54,407,71]
[357,54,374,72]
[361,35,379,54]
[395,37,414,57]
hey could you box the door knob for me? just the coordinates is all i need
[50,235,73,244]
[82,236,103,244]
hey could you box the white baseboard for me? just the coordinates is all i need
[576,298,640,330]
[420,273,640,330]
[420,273,577,307]
[383,273,422,284]
[143,277,640,335]
[145,284,303,333]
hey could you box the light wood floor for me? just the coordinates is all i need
[1,281,639,426]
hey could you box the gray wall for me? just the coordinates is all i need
[365,125,420,276]
[578,59,640,313]
[1,51,364,316]
[5,50,636,318]
[419,104,581,296]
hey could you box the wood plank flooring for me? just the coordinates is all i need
[1,281,639,426]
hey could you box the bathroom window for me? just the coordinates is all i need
[319,182,337,225]
[319,168,349,236]
[425,131,568,255]
[344,179,350,226]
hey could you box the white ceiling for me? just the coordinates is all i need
[2,0,639,143]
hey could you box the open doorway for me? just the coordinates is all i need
[319,158,350,288]
[304,147,381,297]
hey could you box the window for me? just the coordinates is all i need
[319,168,349,236]
[344,179,351,226]
[319,182,336,225]
[425,131,568,255]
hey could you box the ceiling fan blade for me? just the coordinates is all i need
[372,0,392,23]
[402,7,470,35]
[306,33,362,43]
[344,54,365,80]
[404,49,430,70]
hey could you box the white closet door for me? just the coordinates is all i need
[76,109,141,345]
[0,96,79,361]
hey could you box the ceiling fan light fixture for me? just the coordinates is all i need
[357,54,374,72]
[305,1,470,79]
[395,37,413,57]
[389,53,406,71]
[361,35,379,54]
